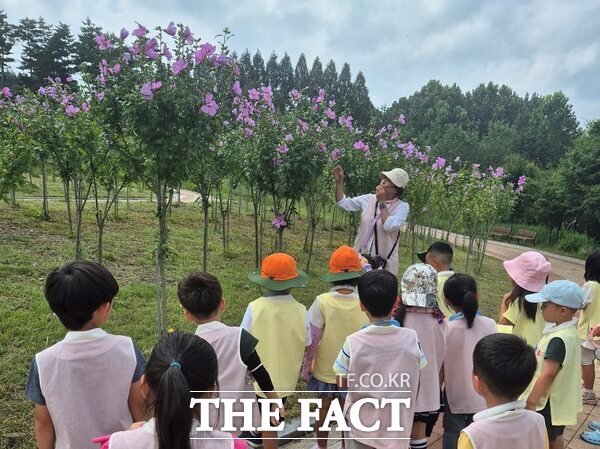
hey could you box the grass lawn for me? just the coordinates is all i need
[0,197,511,447]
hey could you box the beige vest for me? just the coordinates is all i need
[108,419,234,449]
[249,296,307,397]
[197,325,260,433]
[521,322,582,425]
[462,409,546,449]
[344,326,421,449]
[354,195,404,276]
[403,312,446,412]
[312,291,369,384]
[444,315,496,414]
[36,334,136,449]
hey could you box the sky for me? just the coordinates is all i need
[2,0,599,124]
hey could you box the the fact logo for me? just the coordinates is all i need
[190,397,412,434]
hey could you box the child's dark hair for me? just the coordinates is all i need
[358,270,397,318]
[473,334,536,400]
[443,273,479,328]
[44,260,119,330]
[333,278,360,287]
[505,286,537,322]
[145,332,218,449]
[393,186,404,199]
[178,272,222,318]
[427,241,454,265]
[585,250,600,282]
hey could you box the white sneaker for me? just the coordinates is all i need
[583,388,598,405]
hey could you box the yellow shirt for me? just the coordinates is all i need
[578,281,600,341]
[310,290,369,384]
[503,300,545,346]
[458,429,548,449]
[437,270,455,318]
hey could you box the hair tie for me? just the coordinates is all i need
[170,361,182,369]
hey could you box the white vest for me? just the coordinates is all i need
[344,326,421,449]
[444,315,496,414]
[462,408,546,449]
[36,333,136,449]
[403,312,446,412]
[108,419,234,449]
[197,325,261,433]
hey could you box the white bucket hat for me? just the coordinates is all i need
[380,168,409,188]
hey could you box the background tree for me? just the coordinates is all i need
[322,59,338,103]
[252,50,266,87]
[337,62,352,111]
[308,56,323,97]
[15,17,52,88]
[44,23,75,80]
[278,52,294,109]
[0,10,16,86]
[294,53,309,92]
[350,71,373,126]
[73,18,103,73]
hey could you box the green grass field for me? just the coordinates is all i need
[0,196,512,447]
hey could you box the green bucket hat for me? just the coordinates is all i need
[248,253,308,290]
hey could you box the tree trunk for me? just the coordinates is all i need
[64,181,73,234]
[41,159,50,219]
[155,179,168,337]
[97,222,105,264]
[202,197,210,272]
[10,188,16,207]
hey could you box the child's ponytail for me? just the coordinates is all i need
[443,273,480,328]
[144,333,218,449]
[462,291,478,328]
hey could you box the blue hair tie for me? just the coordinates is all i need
[170,361,182,369]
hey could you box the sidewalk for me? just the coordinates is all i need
[279,365,600,448]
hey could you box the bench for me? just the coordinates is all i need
[490,226,511,240]
[509,229,537,246]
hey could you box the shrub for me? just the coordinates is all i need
[556,231,596,257]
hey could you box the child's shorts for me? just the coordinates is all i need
[307,375,347,399]
[581,341,596,366]
[538,401,565,442]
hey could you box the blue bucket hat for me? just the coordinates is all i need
[525,280,585,309]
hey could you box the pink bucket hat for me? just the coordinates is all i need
[503,251,551,292]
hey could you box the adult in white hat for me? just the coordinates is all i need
[333,166,409,276]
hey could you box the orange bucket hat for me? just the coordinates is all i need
[321,246,366,282]
[248,253,308,290]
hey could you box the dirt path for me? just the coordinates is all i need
[426,227,585,283]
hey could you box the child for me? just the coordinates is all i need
[241,253,310,445]
[395,263,446,449]
[522,280,585,449]
[335,270,427,449]
[106,332,245,449]
[442,274,497,449]
[418,241,455,318]
[178,272,283,448]
[578,250,600,405]
[457,334,547,449]
[302,246,369,449]
[499,251,551,346]
[25,261,146,449]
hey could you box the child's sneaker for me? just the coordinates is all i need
[583,388,598,405]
